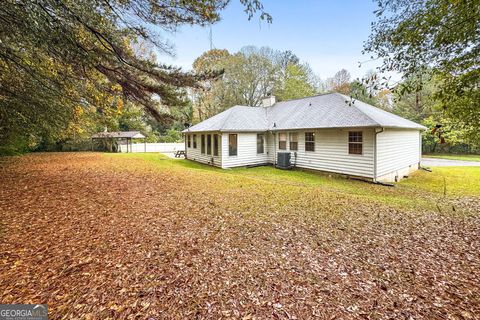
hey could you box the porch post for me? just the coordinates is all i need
[184,133,187,158]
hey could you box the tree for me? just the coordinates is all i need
[0,0,271,153]
[326,69,351,94]
[275,50,300,83]
[391,74,435,123]
[383,73,477,153]
[422,115,478,154]
[376,89,392,110]
[274,63,316,101]
[192,49,233,121]
[349,81,378,106]
[191,46,278,120]
[277,50,300,71]
[433,72,480,146]
[191,46,320,120]
[366,0,479,79]
[159,129,183,143]
[364,0,480,146]
[193,49,231,72]
[230,46,279,106]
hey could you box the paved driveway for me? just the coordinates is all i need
[421,157,480,167]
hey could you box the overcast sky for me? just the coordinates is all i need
[156,0,383,81]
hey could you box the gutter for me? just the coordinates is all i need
[373,127,384,182]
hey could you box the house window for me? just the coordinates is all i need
[257,134,264,154]
[289,132,298,151]
[229,134,237,156]
[348,131,363,155]
[305,132,315,151]
[187,134,191,148]
[207,134,212,155]
[278,133,287,150]
[201,134,205,154]
[193,134,197,148]
[214,134,219,156]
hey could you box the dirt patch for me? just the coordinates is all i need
[1,153,479,319]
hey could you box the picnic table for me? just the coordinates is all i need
[174,150,185,158]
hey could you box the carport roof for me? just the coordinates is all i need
[91,131,145,139]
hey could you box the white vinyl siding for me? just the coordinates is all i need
[266,132,276,163]
[188,128,421,181]
[376,129,421,178]
[221,132,269,168]
[272,129,375,178]
[267,128,374,178]
[185,132,222,167]
[257,134,265,154]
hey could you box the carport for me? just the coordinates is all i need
[91,131,146,152]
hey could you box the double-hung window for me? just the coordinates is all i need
[305,132,315,151]
[289,133,298,151]
[201,134,205,154]
[278,133,287,150]
[193,134,197,148]
[187,135,191,148]
[348,131,363,155]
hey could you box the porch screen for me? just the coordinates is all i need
[229,134,237,156]
[257,134,264,153]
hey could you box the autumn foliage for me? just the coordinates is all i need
[0,153,479,319]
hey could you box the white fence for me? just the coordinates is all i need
[119,142,184,153]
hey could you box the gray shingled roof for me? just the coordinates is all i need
[184,93,426,133]
[91,131,145,139]
[184,106,268,132]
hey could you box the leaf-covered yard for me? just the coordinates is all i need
[1,153,479,319]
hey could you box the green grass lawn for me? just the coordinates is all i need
[423,153,480,162]
[112,153,480,212]
[401,166,480,197]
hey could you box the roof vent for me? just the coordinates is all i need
[262,95,276,108]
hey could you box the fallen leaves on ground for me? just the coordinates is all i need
[0,153,479,319]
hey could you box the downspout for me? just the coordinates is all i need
[373,127,384,182]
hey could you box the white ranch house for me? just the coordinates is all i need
[182,93,426,182]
